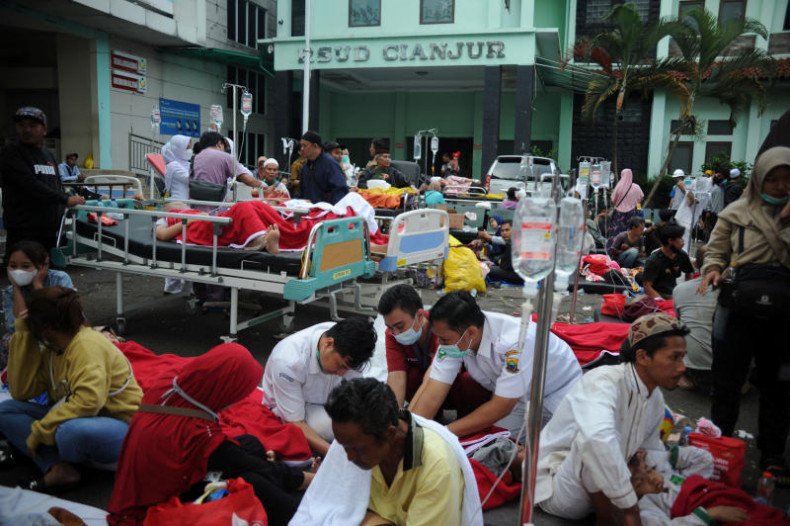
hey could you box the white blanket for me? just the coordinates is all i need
[290,414,484,526]
[0,486,108,525]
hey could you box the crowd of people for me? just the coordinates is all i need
[0,103,788,525]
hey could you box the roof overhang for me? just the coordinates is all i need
[162,46,274,77]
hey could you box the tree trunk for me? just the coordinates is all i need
[644,128,683,207]
[612,112,619,179]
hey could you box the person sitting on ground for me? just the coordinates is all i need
[358,151,412,190]
[478,220,523,285]
[423,179,446,206]
[642,223,693,299]
[0,287,142,492]
[58,153,82,183]
[261,317,376,457]
[291,378,483,526]
[672,245,718,391]
[723,168,744,207]
[107,343,315,526]
[644,209,676,255]
[299,131,349,204]
[586,209,607,250]
[607,216,647,269]
[154,201,281,253]
[535,313,692,524]
[161,135,191,200]
[259,158,290,198]
[410,291,581,441]
[377,284,492,410]
[502,187,520,210]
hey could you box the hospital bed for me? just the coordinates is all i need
[64,199,376,341]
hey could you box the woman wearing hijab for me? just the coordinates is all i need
[107,343,313,526]
[607,168,644,238]
[699,146,790,487]
[161,135,191,200]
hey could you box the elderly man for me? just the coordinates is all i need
[0,107,84,264]
[358,151,411,189]
[259,158,289,197]
[290,378,483,526]
[299,131,348,204]
[536,313,698,524]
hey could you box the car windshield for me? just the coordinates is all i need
[491,158,524,180]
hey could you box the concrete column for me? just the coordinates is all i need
[308,70,320,131]
[558,91,573,172]
[513,65,534,154]
[647,90,667,178]
[91,35,112,168]
[481,66,502,174]
[56,34,94,164]
[393,92,407,160]
[273,71,293,164]
[473,91,484,178]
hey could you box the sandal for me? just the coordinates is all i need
[0,441,16,469]
[764,463,790,488]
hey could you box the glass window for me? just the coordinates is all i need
[349,0,381,27]
[670,119,695,135]
[228,0,266,47]
[705,142,732,162]
[257,8,266,40]
[421,0,454,24]
[237,0,247,45]
[227,0,236,41]
[670,142,694,175]
[707,120,733,135]
[292,0,305,36]
[719,0,746,25]
[679,0,703,17]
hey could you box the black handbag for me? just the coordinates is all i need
[718,263,790,318]
[188,179,227,202]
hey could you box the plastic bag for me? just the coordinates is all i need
[443,235,486,294]
[143,478,268,526]
[687,433,746,487]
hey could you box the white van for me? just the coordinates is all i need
[483,155,564,196]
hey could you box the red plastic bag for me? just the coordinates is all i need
[143,478,268,526]
[601,293,626,318]
[687,433,746,487]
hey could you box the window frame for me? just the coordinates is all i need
[670,141,694,175]
[707,120,734,136]
[718,0,746,25]
[348,0,382,27]
[227,0,267,48]
[420,0,455,25]
[704,141,732,163]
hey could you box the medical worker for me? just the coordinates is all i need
[261,317,377,456]
[535,313,691,523]
[410,291,581,441]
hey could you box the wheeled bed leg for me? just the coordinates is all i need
[222,287,240,343]
[115,272,127,334]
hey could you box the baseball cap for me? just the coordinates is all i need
[14,106,47,127]
[672,169,685,179]
[627,313,687,350]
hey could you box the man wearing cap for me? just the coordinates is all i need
[723,168,743,206]
[669,169,690,211]
[0,107,85,264]
[535,313,698,524]
[58,153,82,183]
[299,131,348,205]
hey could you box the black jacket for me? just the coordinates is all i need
[0,141,68,232]
[299,152,348,204]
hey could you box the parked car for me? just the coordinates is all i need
[483,155,565,196]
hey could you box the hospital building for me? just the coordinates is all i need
[1,0,788,180]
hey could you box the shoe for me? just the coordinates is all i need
[0,442,16,469]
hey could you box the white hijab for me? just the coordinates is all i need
[161,135,191,171]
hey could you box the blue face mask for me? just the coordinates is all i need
[393,316,422,345]
[437,329,470,360]
[761,193,789,206]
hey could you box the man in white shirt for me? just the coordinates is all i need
[535,313,691,524]
[410,291,581,441]
[262,317,377,456]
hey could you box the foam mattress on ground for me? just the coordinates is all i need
[75,215,302,274]
[0,486,108,525]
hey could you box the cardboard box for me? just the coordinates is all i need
[448,213,465,230]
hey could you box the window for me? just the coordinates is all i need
[227,0,266,48]
[227,66,266,115]
[785,3,790,31]
[679,0,703,17]
[292,0,305,37]
[705,142,732,163]
[707,120,734,135]
[670,119,695,135]
[349,0,380,27]
[670,142,694,175]
[236,131,266,168]
[719,0,746,25]
[421,0,454,24]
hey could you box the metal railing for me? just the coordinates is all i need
[129,133,164,177]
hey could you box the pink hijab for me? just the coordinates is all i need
[611,169,644,213]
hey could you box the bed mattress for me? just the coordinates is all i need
[75,214,303,275]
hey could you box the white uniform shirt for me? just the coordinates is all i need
[429,311,581,415]
[535,363,669,510]
[262,322,360,422]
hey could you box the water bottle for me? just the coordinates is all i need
[678,425,693,446]
[755,471,775,505]
[554,197,585,293]
[512,196,557,298]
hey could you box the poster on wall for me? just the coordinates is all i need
[159,98,201,138]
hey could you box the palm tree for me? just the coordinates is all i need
[574,4,676,176]
[643,7,775,206]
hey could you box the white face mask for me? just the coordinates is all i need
[9,269,36,287]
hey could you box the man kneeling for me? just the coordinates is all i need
[290,378,483,526]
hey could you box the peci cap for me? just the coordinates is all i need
[729,168,741,179]
[14,106,47,127]
[672,169,685,179]
[263,158,279,168]
[627,313,687,351]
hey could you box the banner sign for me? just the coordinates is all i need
[159,98,201,137]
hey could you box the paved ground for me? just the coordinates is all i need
[0,267,787,524]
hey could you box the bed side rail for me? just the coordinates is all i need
[377,209,449,272]
[283,216,376,302]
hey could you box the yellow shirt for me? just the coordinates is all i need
[7,321,142,450]
[368,425,464,526]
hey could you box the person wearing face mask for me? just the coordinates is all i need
[0,287,142,492]
[261,317,377,457]
[642,223,694,300]
[409,292,581,441]
[376,284,492,410]
[3,241,73,340]
[699,146,790,487]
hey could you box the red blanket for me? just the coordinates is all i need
[118,341,312,462]
[550,321,629,367]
